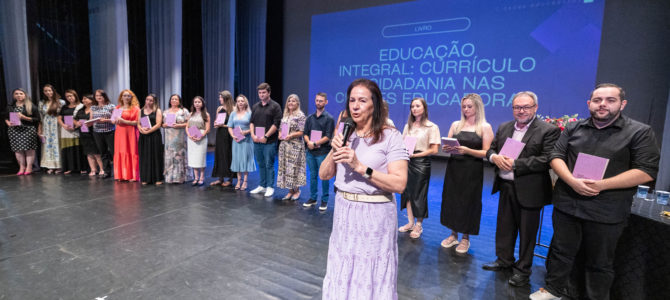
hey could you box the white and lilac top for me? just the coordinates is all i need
[334,128,409,195]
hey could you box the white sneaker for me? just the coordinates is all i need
[264,187,275,197]
[529,288,561,300]
[250,186,266,194]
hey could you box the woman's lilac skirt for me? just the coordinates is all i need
[322,193,398,300]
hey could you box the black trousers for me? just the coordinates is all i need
[545,208,625,300]
[495,180,542,275]
[92,131,114,174]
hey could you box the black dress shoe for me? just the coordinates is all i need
[508,274,530,287]
[482,260,510,271]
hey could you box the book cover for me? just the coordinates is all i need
[255,127,265,138]
[280,123,289,139]
[404,136,418,155]
[80,124,89,133]
[110,108,123,122]
[441,137,461,154]
[499,137,525,160]
[84,118,100,126]
[188,125,202,138]
[310,130,322,143]
[140,116,151,129]
[165,113,176,126]
[572,152,609,180]
[233,126,244,140]
[9,112,21,125]
[215,112,227,125]
[64,115,74,127]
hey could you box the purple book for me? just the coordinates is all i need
[310,130,322,143]
[110,108,123,121]
[572,152,609,180]
[64,115,74,127]
[9,112,21,125]
[255,127,265,138]
[165,113,176,127]
[215,112,227,125]
[280,123,289,139]
[404,136,418,155]
[233,126,244,140]
[188,125,202,138]
[499,137,525,160]
[140,116,151,129]
[441,137,461,154]
[80,124,89,133]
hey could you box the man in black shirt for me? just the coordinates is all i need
[302,92,335,211]
[530,84,660,300]
[249,82,282,197]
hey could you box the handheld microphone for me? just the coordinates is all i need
[341,118,356,147]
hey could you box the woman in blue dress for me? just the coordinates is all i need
[227,94,256,191]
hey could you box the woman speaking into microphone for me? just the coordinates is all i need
[319,78,408,299]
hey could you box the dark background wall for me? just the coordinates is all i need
[279,0,670,145]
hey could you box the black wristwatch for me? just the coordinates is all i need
[264,135,269,139]
[363,167,373,179]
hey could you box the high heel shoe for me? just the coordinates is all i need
[17,172,24,176]
[240,180,248,191]
[234,181,241,190]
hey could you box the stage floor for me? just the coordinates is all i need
[0,156,554,299]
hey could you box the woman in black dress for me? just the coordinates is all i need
[75,94,103,176]
[58,89,86,174]
[5,88,40,175]
[137,94,164,185]
[210,90,235,186]
[440,93,494,254]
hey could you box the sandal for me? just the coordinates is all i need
[221,181,232,187]
[455,239,470,253]
[89,171,97,177]
[210,180,222,186]
[156,181,163,185]
[409,224,423,239]
[399,223,415,233]
[64,170,72,175]
[46,169,54,174]
[235,181,241,190]
[240,180,248,191]
[198,179,204,186]
[192,180,199,186]
[291,190,301,200]
[441,236,459,248]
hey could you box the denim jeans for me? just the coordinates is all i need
[253,142,277,188]
[306,151,329,202]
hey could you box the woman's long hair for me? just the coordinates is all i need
[42,84,61,116]
[234,94,249,114]
[12,88,34,116]
[219,90,234,115]
[143,94,158,111]
[94,89,111,105]
[191,96,209,123]
[117,89,139,108]
[282,94,303,122]
[454,93,487,137]
[345,78,387,144]
[64,89,81,106]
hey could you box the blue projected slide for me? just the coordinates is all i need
[308,0,605,131]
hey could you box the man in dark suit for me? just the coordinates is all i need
[482,91,560,287]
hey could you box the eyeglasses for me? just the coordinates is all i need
[513,104,536,111]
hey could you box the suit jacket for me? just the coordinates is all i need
[488,119,560,208]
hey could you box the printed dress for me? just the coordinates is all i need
[40,100,66,169]
[164,108,191,183]
[276,112,307,189]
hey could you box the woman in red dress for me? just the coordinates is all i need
[113,89,140,181]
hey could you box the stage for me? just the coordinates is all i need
[0,155,554,299]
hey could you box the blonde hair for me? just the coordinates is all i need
[282,94,303,121]
[454,93,486,137]
[12,88,34,116]
[234,94,250,114]
[117,89,139,108]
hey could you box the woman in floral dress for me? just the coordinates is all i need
[162,94,191,184]
[276,94,307,200]
[39,84,65,173]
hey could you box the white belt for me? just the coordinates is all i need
[339,191,393,203]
